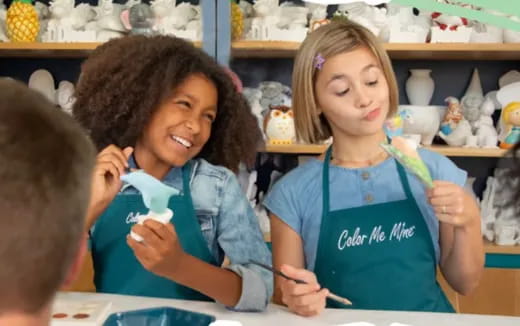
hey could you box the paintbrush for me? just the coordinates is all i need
[249,260,352,306]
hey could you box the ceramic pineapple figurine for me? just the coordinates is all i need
[230,0,243,41]
[6,0,39,42]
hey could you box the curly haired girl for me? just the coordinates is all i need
[74,35,272,311]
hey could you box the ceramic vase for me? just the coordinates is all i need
[406,69,435,106]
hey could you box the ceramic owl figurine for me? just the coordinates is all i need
[263,105,295,145]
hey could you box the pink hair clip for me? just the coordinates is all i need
[314,53,325,70]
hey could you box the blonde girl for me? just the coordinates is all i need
[264,21,483,316]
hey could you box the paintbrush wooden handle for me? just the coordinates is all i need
[327,292,352,306]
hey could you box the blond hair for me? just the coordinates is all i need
[292,21,398,144]
[503,102,520,124]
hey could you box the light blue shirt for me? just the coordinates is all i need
[94,157,273,312]
[263,149,467,271]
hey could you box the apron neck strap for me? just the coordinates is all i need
[322,145,415,214]
[181,162,193,199]
[322,146,333,214]
[394,160,414,199]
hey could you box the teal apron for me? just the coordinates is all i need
[91,163,217,300]
[314,147,453,312]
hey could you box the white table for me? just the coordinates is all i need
[54,292,520,326]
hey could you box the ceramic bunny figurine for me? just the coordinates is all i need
[474,97,498,148]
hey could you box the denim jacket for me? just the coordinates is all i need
[119,157,273,311]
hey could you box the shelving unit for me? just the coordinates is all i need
[262,143,508,157]
[232,41,520,60]
[485,242,520,255]
[0,41,202,58]
[1,41,518,60]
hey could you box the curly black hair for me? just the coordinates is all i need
[73,35,262,172]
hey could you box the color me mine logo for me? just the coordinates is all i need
[303,0,520,31]
[337,221,416,250]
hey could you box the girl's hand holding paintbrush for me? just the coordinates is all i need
[278,264,330,317]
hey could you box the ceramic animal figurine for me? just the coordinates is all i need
[44,0,95,41]
[120,3,154,35]
[306,2,328,32]
[439,119,473,147]
[461,69,485,128]
[440,96,463,135]
[335,3,388,40]
[258,81,291,112]
[400,105,441,146]
[474,97,498,148]
[480,176,497,242]
[499,102,520,149]
[243,87,266,140]
[263,105,295,145]
[56,80,75,114]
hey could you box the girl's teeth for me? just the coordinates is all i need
[172,136,191,148]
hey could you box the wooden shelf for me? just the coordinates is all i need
[0,41,517,60]
[484,241,520,255]
[386,43,520,60]
[232,41,520,60]
[0,42,102,58]
[263,143,328,154]
[0,41,202,58]
[262,143,507,157]
[426,145,507,157]
[232,40,301,58]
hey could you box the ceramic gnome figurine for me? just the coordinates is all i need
[461,69,485,126]
[263,105,295,145]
